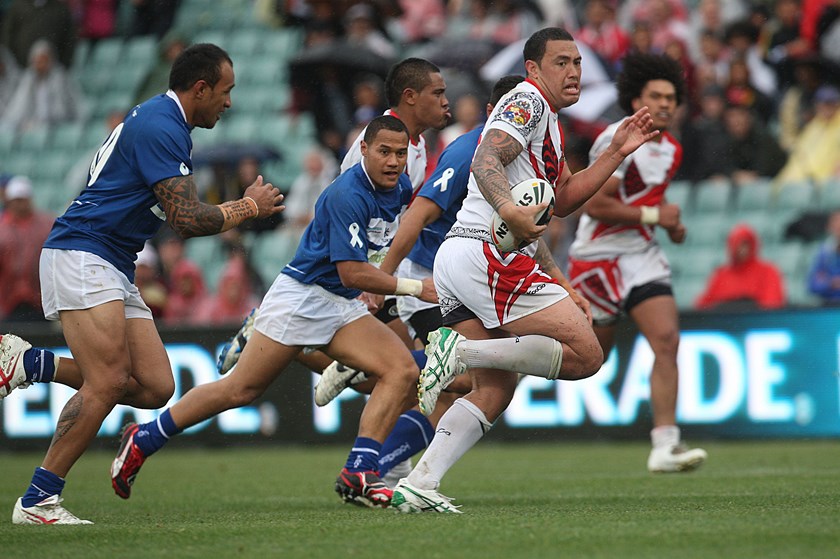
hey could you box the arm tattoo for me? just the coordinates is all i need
[50,392,83,446]
[534,239,559,275]
[154,176,225,238]
[472,129,523,212]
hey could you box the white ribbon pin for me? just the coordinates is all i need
[348,223,363,248]
[433,167,455,192]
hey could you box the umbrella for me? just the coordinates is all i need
[288,40,396,87]
[191,143,281,167]
[479,39,618,123]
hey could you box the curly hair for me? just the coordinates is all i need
[616,53,685,116]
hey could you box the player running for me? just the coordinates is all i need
[568,52,707,473]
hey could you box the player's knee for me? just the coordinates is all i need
[226,382,266,408]
[570,344,605,380]
[147,377,175,408]
[650,328,680,360]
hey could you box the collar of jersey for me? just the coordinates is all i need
[524,79,557,113]
[166,90,189,125]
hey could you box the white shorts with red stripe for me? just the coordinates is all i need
[568,244,671,324]
[433,236,568,329]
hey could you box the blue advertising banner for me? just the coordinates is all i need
[1,307,838,450]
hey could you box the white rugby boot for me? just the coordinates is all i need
[0,333,32,399]
[314,361,368,406]
[647,443,708,473]
[391,478,461,514]
[417,327,466,416]
[12,496,93,525]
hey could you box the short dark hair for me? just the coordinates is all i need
[384,58,440,107]
[616,53,685,115]
[363,115,409,144]
[523,28,574,66]
[169,43,233,92]
[489,75,525,107]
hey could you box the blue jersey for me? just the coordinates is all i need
[44,93,192,282]
[282,162,412,299]
[407,126,482,269]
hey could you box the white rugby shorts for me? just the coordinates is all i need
[395,258,438,323]
[568,243,671,324]
[433,236,568,329]
[255,273,369,348]
[40,248,153,321]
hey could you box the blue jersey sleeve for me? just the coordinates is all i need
[133,116,193,187]
[323,188,371,264]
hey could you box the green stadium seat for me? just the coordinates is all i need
[691,179,733,215]
[263,29,304,60]
[774,180,817,213]
[672,274,708,310]
[71,40,91,72]
[228,32,261,58]
[221,115,260,143]
[122,36,157,66]
[238,57,283,86]
[665,180,692,211]
[738,211,783,245]
[683,213,729,248]
[251,229,299,285]
[87,38,124,69]
[52,122,86,151]
[734,178,773,212]
[5,152,37,177]
[764,242,804,279]
[817,178,840,210]
[17,127,50,152]
[679,246,726,277]
[193,31,228,49]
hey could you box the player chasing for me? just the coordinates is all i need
[214,58,453,491]
[568,52,707,473]
[1,44,284,525]
[389,27,658,513]
[110,116,439,509]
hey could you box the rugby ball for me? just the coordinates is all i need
[489,178,555,252]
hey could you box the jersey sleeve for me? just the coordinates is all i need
[416,135,473,211]
[484,90,545,148]
[340,129,364,173]
[134,119,193,187]
[324,187,371,264]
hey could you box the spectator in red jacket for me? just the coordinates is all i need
[695,223,786,310]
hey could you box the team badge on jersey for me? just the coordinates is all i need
[492,92,542,136]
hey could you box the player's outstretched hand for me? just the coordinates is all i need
[499,202,549,246]
[611,107,660,157]
[243,175,285,218]
[419,277,438,304]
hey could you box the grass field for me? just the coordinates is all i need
[4,440,840,559]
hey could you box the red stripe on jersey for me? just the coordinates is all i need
[482,243,558,325]
[568,257,623,317]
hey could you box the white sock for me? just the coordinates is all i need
[407,399,492,490]
[456,335,563,379]
[651,425,680,449]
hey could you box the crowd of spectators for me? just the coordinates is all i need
[3,0,840,325]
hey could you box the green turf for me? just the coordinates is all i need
[4,441,840,559]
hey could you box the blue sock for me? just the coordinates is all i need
[21,467,65,508]
[344,436,382,473]
[378,409,435,477]
[22,348,56,384]
[411,349,427,369]
[133,409,182,457]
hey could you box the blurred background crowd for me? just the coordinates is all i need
[1,0,840,326]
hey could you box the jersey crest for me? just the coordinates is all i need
[493,92,543,136]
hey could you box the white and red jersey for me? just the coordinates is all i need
[448,79,566,256]
[341,108,428,190]
[570,120,682,259]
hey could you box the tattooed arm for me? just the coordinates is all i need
[153,174,283,239]
[473,129,548,243]
[534,239,592,322]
